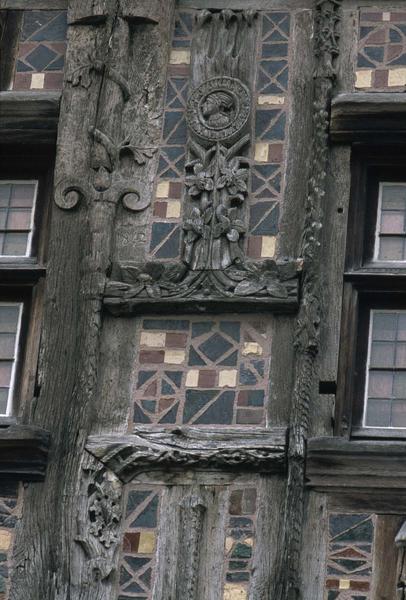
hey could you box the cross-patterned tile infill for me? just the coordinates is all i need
[356,10,406,90]
[324,513,376,599]
[12,10,67,91]
[131,317,272,427]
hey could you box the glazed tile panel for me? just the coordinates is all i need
[149,11,292,261]
[356,10,406,90]
[118,486,161,600]
[223,486,258,600]
[131,317,272,427]
[324,513,375,600]
[12,11,68,91]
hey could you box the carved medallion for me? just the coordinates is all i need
[187,77,251,143]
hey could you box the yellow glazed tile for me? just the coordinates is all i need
[31,73,45,89]
[140,332,166,348]
[138,531,156,553]
[245,537,254,546]
[218,370,237,388]
[170,50,191,64]
[223,584,247,600]
[254,143,269,163]
[382,11,391,20]
[156,181,170,198]
[339,579,350,590]
[164,350,185,364]
[225,536,234,553]
[258,94,285,105]
[261,236,276,258]
[242,342,263,356]
[355,70,372,89]
[166,200,181,218]
[388,68,406,87]
[0,530,12,551]
[185,369,199,387]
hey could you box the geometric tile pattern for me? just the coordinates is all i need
[356,10,406,90]
[324,513,376,599]
[131,317,272,427]
[118,486,162,600]
[249,12,291,259]
[222,486,257,600]
[0,483,19,600]
[148,11,194,260]
[12,11,67,91]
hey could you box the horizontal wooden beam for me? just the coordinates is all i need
[0,263,46,284]
[87,426,288,482]
[0,91,60,145]
[306,436,406,492]
[330,92,406,143]
[0,424,50,480]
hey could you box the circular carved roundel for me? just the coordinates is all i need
[187,77,251,143]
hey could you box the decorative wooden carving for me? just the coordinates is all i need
[75,457,123,584]
[104,9,300,315]
[272,2,342,599]
[55,9,156,212]
[86,427,287,481]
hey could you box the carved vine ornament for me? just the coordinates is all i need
[105,73,300,313]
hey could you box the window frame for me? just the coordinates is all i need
[337,147,406,439]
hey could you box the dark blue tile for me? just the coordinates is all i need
[390,28,403,43]
[133,404,151,424]
[255,109,282,138]
[46,54,65,71]
[330,514,371,539]
[150,222,176,251]
[239,365,258,385]
[220,321,240,342]
[263,29,286,43]
[154,226,181,258]
[16,60,33,73]
[260,59,287,77]
[30,11,68,42]
[137,371,155,388]
[230,517,253,528]
[364,46,384,63]
[120,566,132,586]
[250,202,279,235]
[183,390,218,422]
[159,402,179,423]
[246,390,265,407]
[261,43,289,58]
[161,380,175,395]
[140,567,152,588]
[226,572,250,583]
[172,39,191,48]
[165,371,183,387]
[219,350,238,366]
[143,319,189,330]
[252,360,265,377]
[124,557,150,572]
[357,54,375,68]
[276,68,289,90]
[25,44,57,71]
[258,79,286,95]
[141,400,156,412]
[188,347,206,366]
[192,321,214,338]
[360,26,374,39]
[194,390,234,424]
[131,494,159,528]
[261,113,286,141]
[163,112,187,145]
[389,53,406,66]
[199,333,233,362]
[123,582,146,594]
[126,491,151,517]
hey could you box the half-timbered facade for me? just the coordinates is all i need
[1,0,406,598]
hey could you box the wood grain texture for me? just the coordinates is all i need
[0,0,66,8]
[0,424,49,480]
[9,2,176,599]
[0,91,60,145]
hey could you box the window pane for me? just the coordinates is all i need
[378,237,404,260]
[368,371,393,397]
[0,304,22,416]
[381,211,406,234]
[365,398,391,427]
[396,343,406,368]
[0,182,37,256]
[372,312,397,340]
[381,184,406,210]
[392,400,406,427]
[394,372,406,398]
[370,342,395,367]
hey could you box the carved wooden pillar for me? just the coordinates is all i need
[9,2,175,599]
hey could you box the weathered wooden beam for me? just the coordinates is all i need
[0,263,46,284]
[0,91,60,145]
[331,92,406,143]
[0,0,66,8]
[0,424,50,480]
[87,427,288,481]
[307,437,406,492]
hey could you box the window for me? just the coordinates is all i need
[0,181,38,257]
[0,303,22,416]
[338,149,406,437]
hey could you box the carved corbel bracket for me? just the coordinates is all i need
[86,427,288,482]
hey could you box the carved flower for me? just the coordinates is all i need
[213,205,246,242]
[233,260,288,298]
[185,161,214,197]
[117,262,187,298]
[217,156,249,201]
